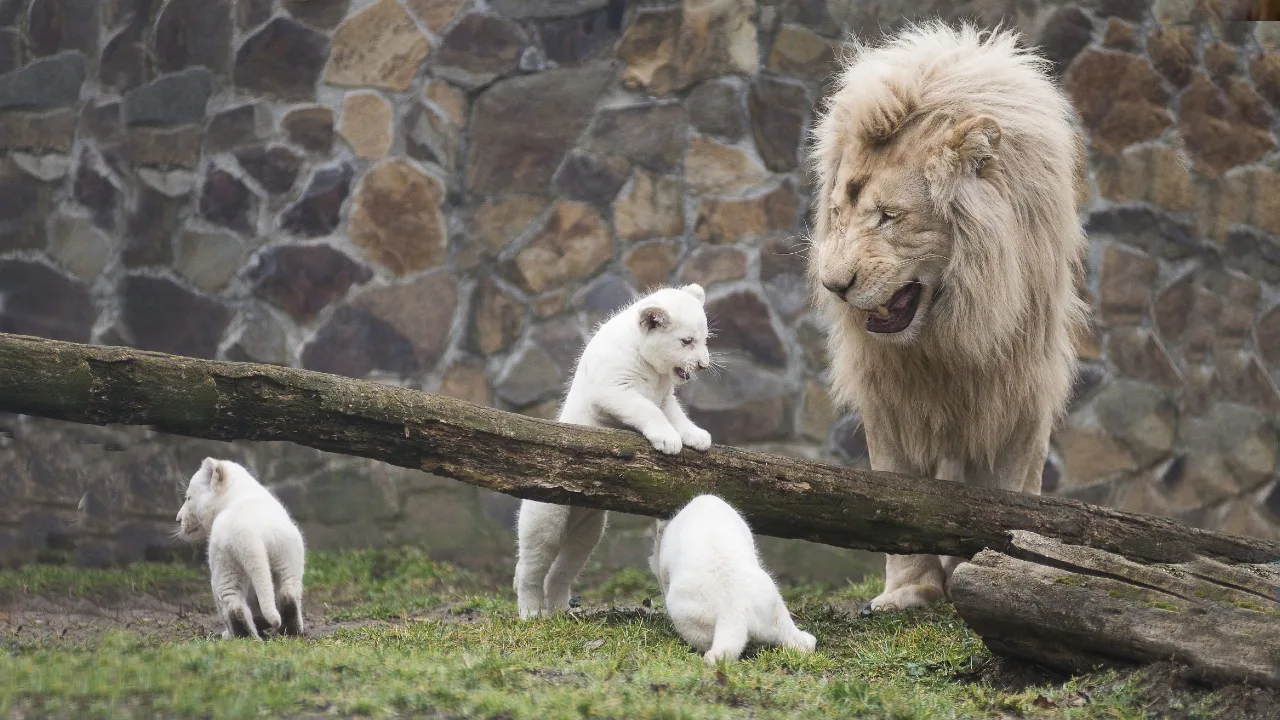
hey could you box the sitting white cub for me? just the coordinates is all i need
[514,284,714,620]
[176,458,306,639]
[651,495,816,666]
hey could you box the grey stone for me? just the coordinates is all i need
[226,305,289,366]
[576,273,635,326]
[552,150,631,205]
[0,259,94,342]
[123,68,214,126]
[586,103,687,173]
[435,13,529,88]
[749,75,809,172]
[0,52,86,110]
[706,290,788,368]
[174,231,247,293]
[405,102,458,173]
[687,79,746,142]
[533,316,585,372]
[48,213,112,281]
[684,360,793,443]
[489,0,609,19]
[1094,380,1178,465]
[496,342,565,407]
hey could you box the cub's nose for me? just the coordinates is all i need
[696,360,708,370]
[823,275,856,300]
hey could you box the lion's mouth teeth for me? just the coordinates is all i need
[865,281,924,334]
[674,367,690,381]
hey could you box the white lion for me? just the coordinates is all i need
[807,22,1089,611]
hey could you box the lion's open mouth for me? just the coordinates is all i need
[865,281,924,334]
[674,367,690,381]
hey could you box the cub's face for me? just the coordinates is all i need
[175,458,223,542]
[637,284,711,384]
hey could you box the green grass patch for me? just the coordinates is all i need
[0,550,1242,719]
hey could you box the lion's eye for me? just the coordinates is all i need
[681,338,694,347]
[878,208,900,226]
[847,181,863,206]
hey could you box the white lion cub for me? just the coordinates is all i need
[176,458,306,640]
[514,284,714,620]
[651,495,816,666]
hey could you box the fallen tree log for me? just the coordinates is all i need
[950,531,1280,688]
[1,332,1278,566]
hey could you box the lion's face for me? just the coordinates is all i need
[815,130,954,344]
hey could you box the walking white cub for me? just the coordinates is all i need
[514,284,714,620]
[651,495,816,666]
[175,458,306,639]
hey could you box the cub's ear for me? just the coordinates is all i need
[208,459,227,491]
[639,306,670,332]
[949,115,1001,175]
[681,283,705,304]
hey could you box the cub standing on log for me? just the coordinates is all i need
[808,22,1090,612]
[514,284,714,620]
[176,458,307,639]
[651,494,817,665]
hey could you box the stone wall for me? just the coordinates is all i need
[1,0,1279,572]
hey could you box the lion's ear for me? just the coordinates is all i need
[949,115,1001,175]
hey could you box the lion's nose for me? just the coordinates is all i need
[823,275,856,300]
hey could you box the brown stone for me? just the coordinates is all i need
[353,273,460,373]
[686,78,746,142]
[1098,244,1157,323]
[206,104,260,152]
[439,361,492,408]
[239,0,275,31]
[799,378,837,442]
[27,0,97,57]
[1148,27,1195,88]
[1105,327,1182,388]
[234,144,302,195]
[1197,170,1254,244]
[796,318,827,375]
[706,290,787,368]
[1096,144,1194,213]
[99,33,147,91]
[1055,423,1138,487]
[684,361,792,443]
[1218,351,1280,412]
[552,150,631,205]
[767,23,837,84]
[404,0,466,32]
[72,157,119,230]
[1066,49,1173,154]
[760,234,806,281]
[618,1,756,96]
[686,134,769,195]
[1204,42,1238,83]
[338,91,393,158]
[0,161,52,250]
[534,290,569,318]
[1253,51,1280,109]
[536,5,622,66]
[1204,269,1260,348]
[1073,319,1103,362]
[679,246,746,288]
[466,65,613,197]
[1102,18,1137,50]
[470,275,525,355]
[324,0,430,92]
[435,13,527,88]
[695,181,799,244]
[282,105,334,153]
[1179,71,1275,176]
[172,230,246,293]
[749,75,809,172]
[349,158,447,275]
[47,213,111,281]
[620,242,678,290]
[533,317,584,371]
[0,259,93,343]
[424,79,468,126]
[283,0,349,29]
[465,195,545,260]
[225,304,287,365]
[248,244,373,322]
[125,125,202,169]
[614,171,684,241]
[1037,6,1094,76]
[586,103,687,174]
[154,0,232,74]
[507,201,613,293]
[302,305,419,378]
[199,168,256,234]
[406,102,459,173]
[0,108,76,152]
[1254,168,1280,235]
[121,274,231,359]
[1214,403,1280,492]
[281,163,352,237]
[495,343,565,409]
[122,183,180,268]
[234,18,330,101]
[1094,380,1178,466]
[1258,304,1280,371]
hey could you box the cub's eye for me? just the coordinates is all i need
[681,337,694,347]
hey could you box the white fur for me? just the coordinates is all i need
[176,458,306,639]
[514,284,713,620]
[651,495,816,666]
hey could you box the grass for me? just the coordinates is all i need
[0,549,1246,719]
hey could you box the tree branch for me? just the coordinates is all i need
[1,332,1276,565]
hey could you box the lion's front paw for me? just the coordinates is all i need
[680,426,712,452]
[867,585,944,613]
[645,425,683,455]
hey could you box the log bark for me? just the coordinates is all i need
[1,332,1278,565]
[950,531,1280,688]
